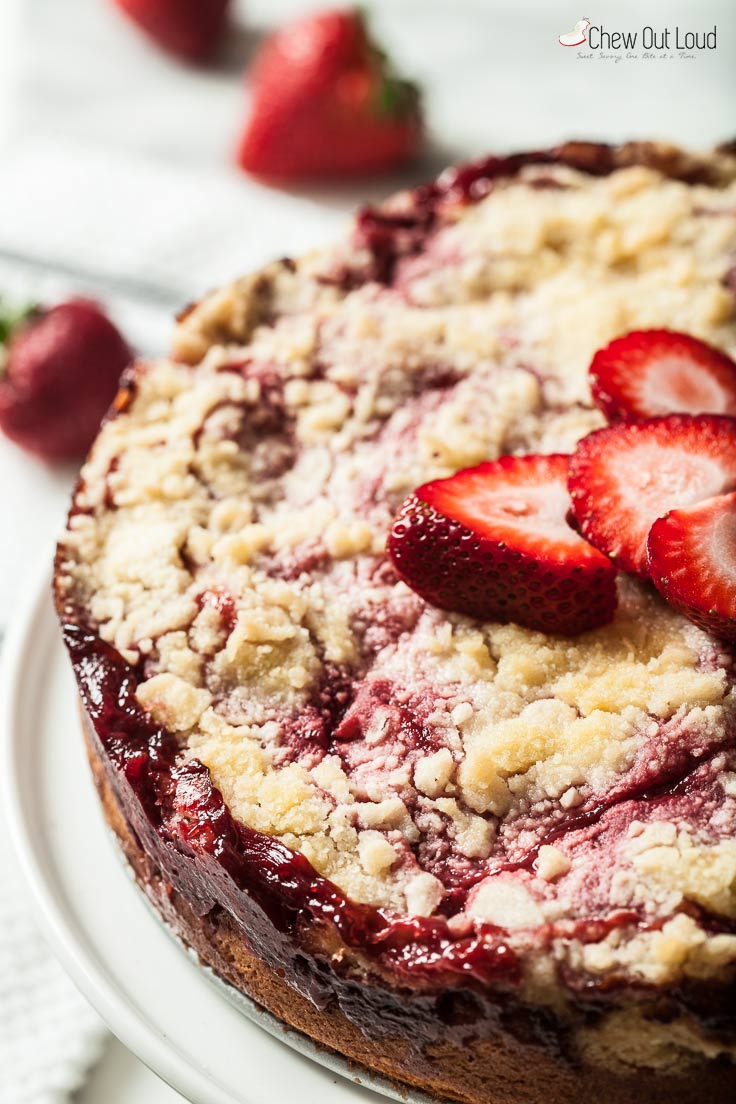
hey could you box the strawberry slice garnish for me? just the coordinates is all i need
[648,493,736,641]
[568,415,736,578]
[590,329,736,422]
[387,454,617,636]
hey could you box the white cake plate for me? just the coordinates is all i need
[1,569,438,1104]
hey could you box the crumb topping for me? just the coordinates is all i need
[59,159,736,988]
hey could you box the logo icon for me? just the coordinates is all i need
[558,17,591,46]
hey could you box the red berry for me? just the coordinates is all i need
[568,415,736,578]
[112,0,230,62]
[237,9,422,180]
[0,299,132,462]
[387,454,617,636]
[647,493,736,641]
[590,329,736,422]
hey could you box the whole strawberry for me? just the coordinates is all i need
[0,299,132,462]
[112,0,230,62]
[237,8,422,180]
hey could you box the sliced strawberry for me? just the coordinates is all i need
[590,329,736,422]
[647,493,736,641]
[568,415,736,577]
[387,454,617,636]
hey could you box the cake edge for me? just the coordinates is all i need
[170,138,736,365]
[81,703,736,1104]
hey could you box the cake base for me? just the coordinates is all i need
[82,710,736,1104]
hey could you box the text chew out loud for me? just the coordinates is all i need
[587,25,717,51]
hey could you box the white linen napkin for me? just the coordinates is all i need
[0,848,105,1104]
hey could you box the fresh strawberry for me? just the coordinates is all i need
[590,329,736,422]
[112,0,230,62]
[237,9,422,180]
[387,454,617,636]
[568,415,736,578]
[648,493,736,641]
[0,298,131,461]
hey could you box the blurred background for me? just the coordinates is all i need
[0,0,734,1101]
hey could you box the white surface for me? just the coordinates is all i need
[0,850,104,1104]
[74,1038,185,1104]
[0,572,425,1104]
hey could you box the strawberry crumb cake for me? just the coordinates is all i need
[55,142,736,1104]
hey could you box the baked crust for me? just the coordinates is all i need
[56,142,736,1102]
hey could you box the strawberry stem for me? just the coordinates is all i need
[375,74,419,119]
[0,299,40,376]
[357,5,421,121]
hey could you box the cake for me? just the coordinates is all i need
[55,142,736,1104]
